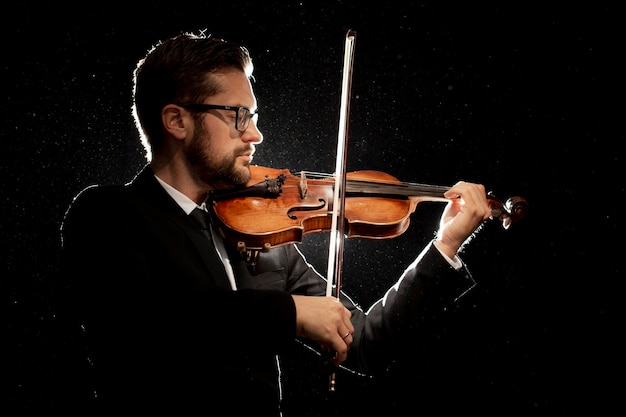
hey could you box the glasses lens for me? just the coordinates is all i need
[237,108,250,131]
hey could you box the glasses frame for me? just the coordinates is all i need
[175,103,257,132]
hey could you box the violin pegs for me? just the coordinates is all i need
[487,192,528,229]
[504,196,529,225]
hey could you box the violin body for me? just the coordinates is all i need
[211,166,424,250]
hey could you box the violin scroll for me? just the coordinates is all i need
[487,192,529,229]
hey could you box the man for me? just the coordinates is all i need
[59,31,491,415]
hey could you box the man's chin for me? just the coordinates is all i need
[236,164,252,185]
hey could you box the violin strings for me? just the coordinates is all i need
[346,181,447,198]
[298,170,333,179]
[296,170,448,198]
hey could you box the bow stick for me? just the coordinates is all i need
[326,29,357,392]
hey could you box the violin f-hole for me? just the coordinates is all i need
[287,199,326,219]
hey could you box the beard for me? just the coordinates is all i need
[186,120,252,190]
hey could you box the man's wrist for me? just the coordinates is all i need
[433,239,462,270]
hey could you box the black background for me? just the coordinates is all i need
[3,1,621,415]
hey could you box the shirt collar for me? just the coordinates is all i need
[154,175,206,215]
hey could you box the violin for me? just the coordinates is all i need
[209,165,528,259]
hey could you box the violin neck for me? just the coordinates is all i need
[345,179,449,201]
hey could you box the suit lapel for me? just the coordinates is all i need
[129,167,233,290]
[180,215,233,290]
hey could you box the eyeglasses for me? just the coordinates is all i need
[176,103,258,132]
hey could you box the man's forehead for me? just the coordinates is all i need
[209,71,257,108]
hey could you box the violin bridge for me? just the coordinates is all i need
[298,171,308,199]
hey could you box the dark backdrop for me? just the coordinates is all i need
[4,2,621,415]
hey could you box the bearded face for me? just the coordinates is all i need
[185,116,253,190]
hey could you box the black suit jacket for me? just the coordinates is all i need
[58,165,475,415]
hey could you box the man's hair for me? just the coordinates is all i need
[131,30,254,160]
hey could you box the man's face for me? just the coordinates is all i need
[186,70,263,190]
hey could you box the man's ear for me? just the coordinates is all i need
[162,104,188,141]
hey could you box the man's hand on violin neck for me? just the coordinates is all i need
[437,181,492,258]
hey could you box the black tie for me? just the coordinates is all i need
[189,207,213,234]
[189,208,230,287]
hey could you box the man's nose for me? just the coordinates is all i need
[243,119,263,144]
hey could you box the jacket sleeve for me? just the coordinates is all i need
[343,240,476,375]
[247,239,477,376]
